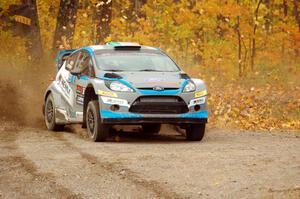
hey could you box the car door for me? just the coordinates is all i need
[69,50,95,121]
[56,51,79,112]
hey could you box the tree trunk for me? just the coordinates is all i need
[237,16,242,77]
[293,0,300,70]
[52,0,79,51]
[236,0,242,77]
[281,0,288,55]
[293,0,300,31]
[26,0,43,60]
[93,0,112,44]
[134,0,147,15]
[283,0,288,17]
[251,0,263,72]
[264,0,271,33]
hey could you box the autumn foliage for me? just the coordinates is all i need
[0,0,299,131]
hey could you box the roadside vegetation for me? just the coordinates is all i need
[0,0,299,131]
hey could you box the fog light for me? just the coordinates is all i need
[194,105,201,111]
[110,104,120,111]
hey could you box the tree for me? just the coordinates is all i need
[264,0,271,33]
[93,0,112,44]
[52,0,79,51]
[251,0,263,71]
[1,0,43,60]
[293,0,300,31]
[27,0,43,59]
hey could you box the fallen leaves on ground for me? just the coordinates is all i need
[207,81,300,131]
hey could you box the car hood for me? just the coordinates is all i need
[97,71,189,89]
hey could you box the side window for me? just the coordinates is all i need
[66,52,79,71]
[76,52,95,77]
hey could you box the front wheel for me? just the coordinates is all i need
[186,124,206,141]
[44,93,64,131]
[86,100,109,142]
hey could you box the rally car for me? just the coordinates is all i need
[43,42,208,141]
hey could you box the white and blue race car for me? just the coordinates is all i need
[43,42,208,141]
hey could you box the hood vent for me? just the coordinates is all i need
[179,73,190,79]
[104,73,122,79]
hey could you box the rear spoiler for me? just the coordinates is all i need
[56,49,76,72]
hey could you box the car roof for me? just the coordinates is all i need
[89,45,158,51]
[83,42,159,52]
[69,42,161,58]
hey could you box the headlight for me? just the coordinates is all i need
[109,81,134,92]
[183,81,196,92]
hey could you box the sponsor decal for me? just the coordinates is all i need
[97,90,118,98]
[68,109,77,118]
[76,95,84,105]
[101,96,130,107]
[189,97,206,107]
[76,85,85,95]
[76,85,85,106]
[59,75,71,96]
[195,90,207,98]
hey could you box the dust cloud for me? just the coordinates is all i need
[0,59,55,128]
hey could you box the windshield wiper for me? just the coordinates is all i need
[138,69,176,72]
[138,69,160,72]
[104,69,124,72]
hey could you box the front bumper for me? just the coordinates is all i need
[100,110,208,124]
[102,117,207,124]
[98,87,208,125]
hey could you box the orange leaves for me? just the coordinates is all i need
[208,79,300,131]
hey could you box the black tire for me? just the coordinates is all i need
[86,100,109,142]
[141,124,161,134]
[186,124,206,141]
[44,93,64,131]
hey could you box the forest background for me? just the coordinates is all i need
[0,0,299,131]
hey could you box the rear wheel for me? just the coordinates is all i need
[141,124,161,134]
[86,100,109,142]
[186,124,206,141]
[44,93,64,131]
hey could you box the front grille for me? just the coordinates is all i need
[129,96,189,114]
[137,88,179,90]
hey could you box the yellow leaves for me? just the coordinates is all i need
[208,80,300,131]
[95,2,104,7]
[36,0,60,50]
[104,35,112,43]
[82,13,88,18]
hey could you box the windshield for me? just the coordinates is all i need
[95,51,180,72]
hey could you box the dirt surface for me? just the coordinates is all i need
[0,122,299,199]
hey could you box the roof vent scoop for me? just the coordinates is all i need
[106,42,141,50]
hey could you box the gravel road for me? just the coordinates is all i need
[0,122,299,199]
